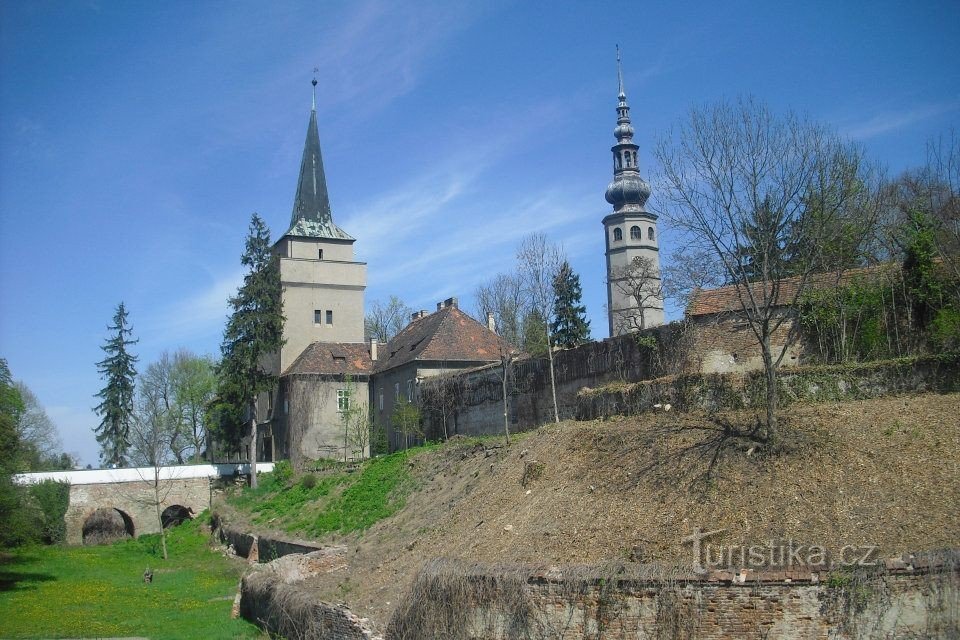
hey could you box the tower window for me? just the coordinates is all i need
[614,155,621,170]
[318,249,324,260]
[314,310,322,324]
[613,227,623,242]
[623,152,630,167]
[326,310,333,325]
[648,227,655,241]
[632,151,637,166]
[630,226,641,240]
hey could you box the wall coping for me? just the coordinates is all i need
[14,462,276,486]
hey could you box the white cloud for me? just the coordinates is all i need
[138,269,243,349]
[843,101,960,140]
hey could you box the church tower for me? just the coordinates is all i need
[603,48,664,336]
[273,79,367,371]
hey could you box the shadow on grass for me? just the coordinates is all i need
[0,552,56,592]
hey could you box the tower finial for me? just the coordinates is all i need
[616,45,624,99]
[311,67,319,111]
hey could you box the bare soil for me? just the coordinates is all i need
[224,393,960,630]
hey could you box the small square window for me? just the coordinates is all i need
[314,310,322,324]
[326,310,333,325]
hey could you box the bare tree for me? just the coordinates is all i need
[474,274,527,348]
[517,232,565,424]
[365,296,413,343]
[14,382,63,468]
[129,362,177,560]
[610,256,665,333]
[655,97,877,444]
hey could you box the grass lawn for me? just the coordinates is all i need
[228,447,438,538]
[0,515,265,639]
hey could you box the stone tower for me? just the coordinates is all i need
[273,79,367,371]
[603,49,664,336]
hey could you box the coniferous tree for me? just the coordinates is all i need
[550,261,591,348]
[217,214,284,488]
[93,303,138,467]
[522,309,549,357]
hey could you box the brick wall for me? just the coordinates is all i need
[386,557,959,639]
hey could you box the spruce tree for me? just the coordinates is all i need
[550,261,591,348]
[94,303,138,467]
[217,214,284,487]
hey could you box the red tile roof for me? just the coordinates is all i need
[282,342,376,377]
[374,306,504,373]
[687,264,898,317]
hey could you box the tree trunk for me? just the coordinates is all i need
[249,401,258,490]
[501,360,511,445]
[154,465,168,560]
[545,323,560,424]
[761,334,778,446]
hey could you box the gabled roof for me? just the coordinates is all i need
[687,264,898,317]
[282,342,374,377]
[374,306,503,374]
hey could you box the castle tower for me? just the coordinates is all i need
[273,78,367,371]
[603,48,664,336]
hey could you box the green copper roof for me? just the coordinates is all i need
[285,102,353,241]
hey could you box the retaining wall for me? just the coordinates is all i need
[386,554,960,639]
[576,353,960,421]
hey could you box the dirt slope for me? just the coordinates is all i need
[250,393,960,628]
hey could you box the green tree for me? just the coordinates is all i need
[217,214,284,488]
[391,396,422,451]
[1,359,26,545]
[903,211,946,332]
[93,303,138,467]
[550,261,591,348]
[522,309,548,357]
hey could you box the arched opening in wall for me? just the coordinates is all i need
[630,225,641,240]
[160,505,194,529]
[82,508,135,545]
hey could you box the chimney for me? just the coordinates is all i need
[486,311,496,333]
[444,296,459,309]
[369,336,378,361]
[411,311,420,322]
[437,302,443,311]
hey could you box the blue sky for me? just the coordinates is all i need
[2,1,958,466]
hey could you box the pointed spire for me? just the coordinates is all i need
[311,67,318,112]
[285,75,354,241]
[616,44,625,99]
[605,47,650,211]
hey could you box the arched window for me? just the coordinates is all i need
[630,226,641,240]
[648,226,655,241]
[623,152,631,168]
[613,227,623,241]
[632,151,637,166]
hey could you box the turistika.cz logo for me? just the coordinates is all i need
[682,527,880,573]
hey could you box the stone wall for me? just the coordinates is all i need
[576,353,960,421]
[386,555,959,639]
[418,323,692,440]
[64,475,211,545]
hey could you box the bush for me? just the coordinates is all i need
[271,460,293,485]
[28,480,70,544]
[300,473,317,489]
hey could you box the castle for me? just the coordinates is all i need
[255,60,665,464]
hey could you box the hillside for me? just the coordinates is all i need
[217,392,960,629]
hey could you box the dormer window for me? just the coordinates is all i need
[613,227,623,242]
